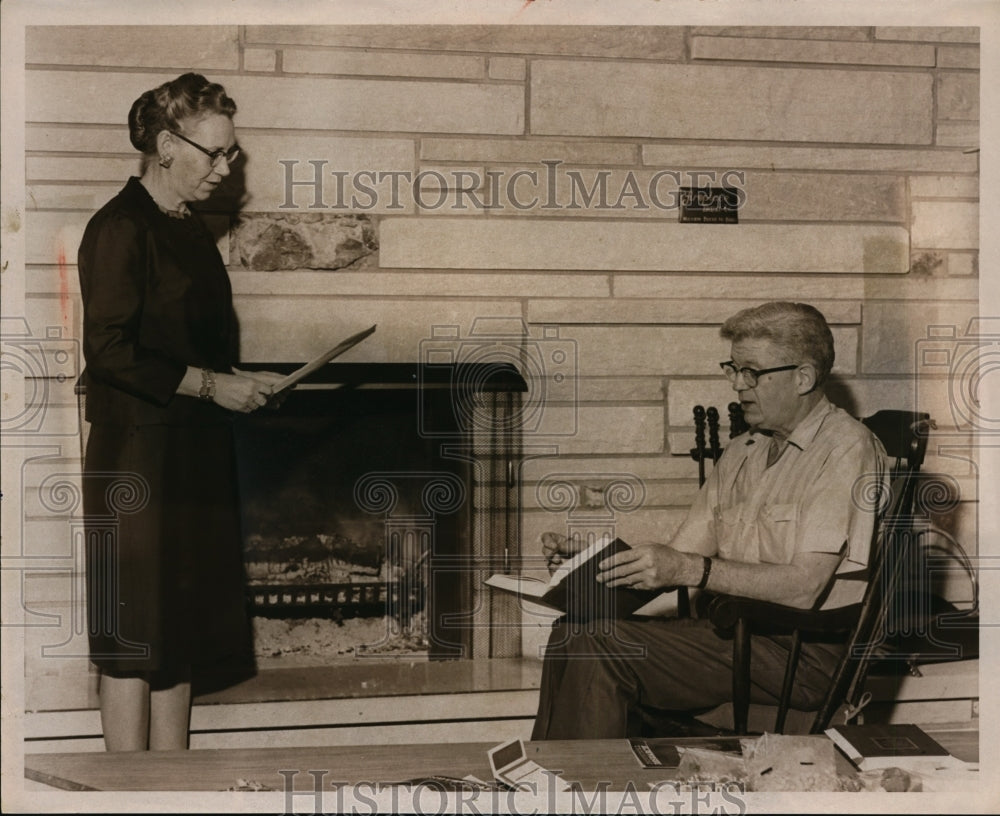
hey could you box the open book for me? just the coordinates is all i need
[485,537,674,620]
[271,324,377,393]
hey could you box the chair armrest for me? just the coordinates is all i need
[707,594,861,635]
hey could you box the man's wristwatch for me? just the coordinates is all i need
[696,555,713,590]
[199,368,216,401]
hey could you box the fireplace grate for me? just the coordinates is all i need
[248,580,424,619]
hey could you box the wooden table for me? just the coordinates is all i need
[25,738,760,792]
[25,728,978,794]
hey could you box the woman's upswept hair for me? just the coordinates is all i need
[128,72,237,154]
[720,301,835,384]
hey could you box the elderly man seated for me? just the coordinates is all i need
[532,301,888,740]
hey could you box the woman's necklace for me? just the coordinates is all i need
[141,178,190,218]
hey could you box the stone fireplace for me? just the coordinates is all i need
[233,361,527,668]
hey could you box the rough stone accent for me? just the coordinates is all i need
[691,36,934,66]
[531,62,933,144]
[232,213,378,271]
[910,251,947,276]
[691,26,870,40]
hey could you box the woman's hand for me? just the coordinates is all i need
[212,371,275,413]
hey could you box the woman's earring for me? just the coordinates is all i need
[159,155,173,168]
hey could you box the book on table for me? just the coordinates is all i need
[824,723,954,772]
[484,537,674,620]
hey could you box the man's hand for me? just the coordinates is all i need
[596,544,700,591]
[540,532,586,575]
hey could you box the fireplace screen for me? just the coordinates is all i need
[233,362,525,663]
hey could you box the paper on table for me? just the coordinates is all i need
[271,324,376,392]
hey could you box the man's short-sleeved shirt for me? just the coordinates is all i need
[675,396,888,609]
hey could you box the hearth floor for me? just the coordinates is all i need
[193,657,543,706]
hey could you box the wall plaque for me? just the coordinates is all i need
[679,187,740,224]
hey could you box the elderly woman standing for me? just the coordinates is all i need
[78,73,282,751]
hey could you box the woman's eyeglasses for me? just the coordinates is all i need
[170,131,241,167]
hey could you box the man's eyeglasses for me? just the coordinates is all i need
[170,131,241,166]
[720,361,799,388]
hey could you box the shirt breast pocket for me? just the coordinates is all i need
[758,503,798,564]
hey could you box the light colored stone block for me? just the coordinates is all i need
[233,297,522,364]
[527,298,859,326]
[861,301,981,374]
[380,218,911,274]
[938,46,980,69]
[282,49,484,80]
[26,184,121,212]
[528,406,665,455]
[489,57,526,81]
[244,48,277,73]
[616,274,864,301]
[558,325,857,381]
[692,27,870,41]
[27,71,525,136]
[27,157,140,183]
[573,377,665,403]
[26,210,228,266]
[26,25,239,69]
[937,73,980,120]
[911,201,979,249]
[421,138,637,166]
[909,175,979,199]
[936,121,980,148]
[522,455,695,487]
[228,270,609,299]
[691,36,934,67]
[244,25,686,60]
[875,27,979,43]
[641,144,977,174]
[25,211,88,267]
[948,253,977,276]
[26,125,132,154]
[484,167,905,223]
[235,133,416,213]
[531,61,933,145]
[861,275,978,300]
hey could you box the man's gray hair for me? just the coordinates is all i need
[720,302,835,384]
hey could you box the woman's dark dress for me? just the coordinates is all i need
[78,177,252,676]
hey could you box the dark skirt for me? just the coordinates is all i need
[83,422,253,677]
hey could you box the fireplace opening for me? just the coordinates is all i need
[233,362,526,667]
